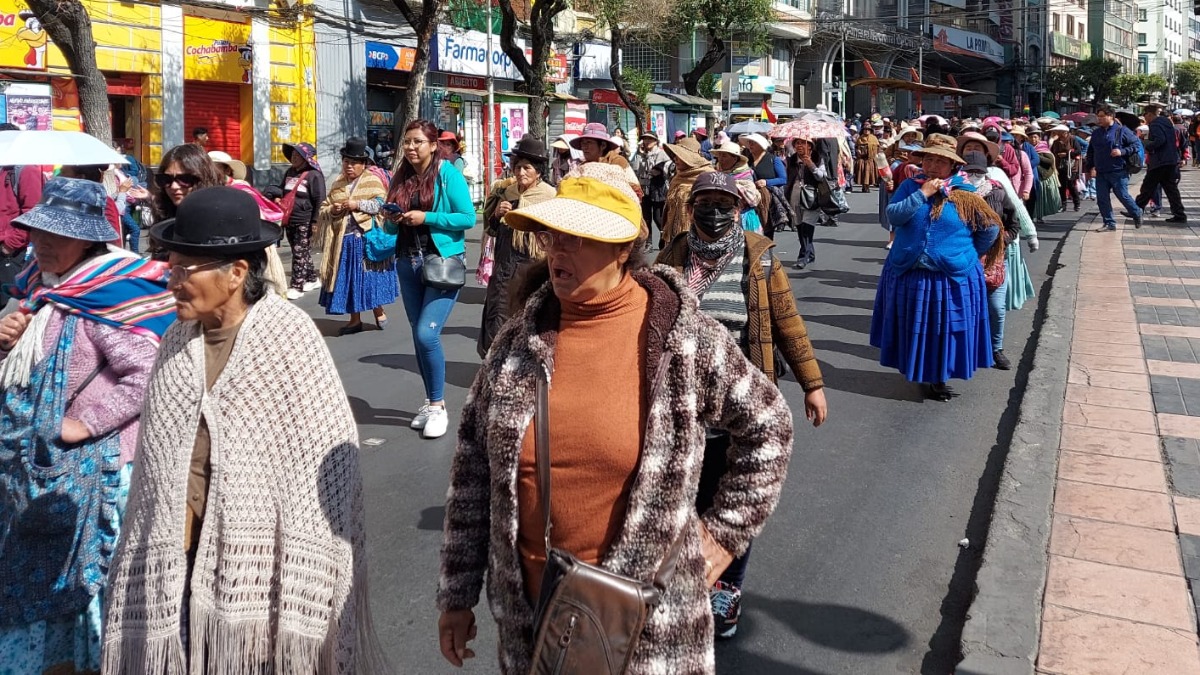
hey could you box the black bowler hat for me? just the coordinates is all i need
[150,186,282,257]
[340,137,372,161]
[506,136,547,164]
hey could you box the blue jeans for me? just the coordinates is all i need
[397,256,463,403]
[988,275,1008,352]
[1095,171,1140,229]
[121,209,140,253]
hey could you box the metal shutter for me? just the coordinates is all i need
[183,81,242,159]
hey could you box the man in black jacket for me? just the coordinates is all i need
[1136,102,1187,224]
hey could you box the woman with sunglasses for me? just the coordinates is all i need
[384,119,475,440]
[151,145,226,222]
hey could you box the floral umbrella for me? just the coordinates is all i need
[770,118,845,140]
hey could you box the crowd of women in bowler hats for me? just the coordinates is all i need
[0,101,1175,673]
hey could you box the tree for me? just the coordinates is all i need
[497,0,572,141]
[1042,65,1086,101]
[660,0,775,97]
[391,0,444,138]
[590,0,673,136]
[1109,73,1168,106]
[23,1,109,145]
[1174,60,1200,99]
[1075,57,1123,105]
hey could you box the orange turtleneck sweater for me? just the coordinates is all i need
[517,273,650,601]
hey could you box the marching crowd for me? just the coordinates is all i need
[0,96,1183,674]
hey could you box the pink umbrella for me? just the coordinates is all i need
[770,118,845,140]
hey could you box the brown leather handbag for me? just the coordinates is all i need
[528,374,687,675]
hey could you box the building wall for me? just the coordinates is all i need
[1136,0,1186,76]
[1089,0,1135,73]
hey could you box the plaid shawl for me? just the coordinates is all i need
[7,253,175,342]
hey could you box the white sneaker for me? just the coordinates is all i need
[302,280,321,292]
[421,406,449,439]
[285,288,304,300]
[410,400,432,430]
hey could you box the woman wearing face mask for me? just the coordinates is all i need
[656,171,826,639]
[436,162,794,673]
[787,138,825,269]
[711,141,762,234]
[870,139,1001,401]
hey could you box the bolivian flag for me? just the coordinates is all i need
[760,100,777,123]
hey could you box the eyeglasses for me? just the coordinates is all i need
[401,139,431,148]
[534,230,583,252]
[155,172,201,189]
[167,259,226,283]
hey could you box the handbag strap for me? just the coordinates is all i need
[534,370,691,595]
[65,361,104,413]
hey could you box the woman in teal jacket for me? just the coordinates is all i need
[386,119,476,439]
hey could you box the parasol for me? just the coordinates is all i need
[1040,111,1061,119]
[770,118,845,140]
[919,114,947,126]
[725,120,774,136]
[1064,112,1097,126]
[1176,108,1195,117]
[1114,110,1141,129]
[0,130,128,167]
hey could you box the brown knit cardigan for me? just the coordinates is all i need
[657,231,825,392]
[438,266,795,675]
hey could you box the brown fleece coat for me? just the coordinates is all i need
[438,266,795,675]
[658,231,825,392]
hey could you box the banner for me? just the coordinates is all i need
[0,0,53,70]
[366,41,416,71]
[432,26,524,80]
[564,102,588,135]
[183,15,253,84]
[932,24,1005,65]
[4,82,52,130]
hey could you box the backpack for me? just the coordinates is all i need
[1123,128,1144,175]
[4,165,24,198]
[367,164,392,187]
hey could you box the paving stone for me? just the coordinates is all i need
[1143,335,1172,361]
[1171,466,1200,497]
[1166,336,1200,363]
[1165,437,1200,466]
[1043,556,1194,629]
[1049,516,1182,576]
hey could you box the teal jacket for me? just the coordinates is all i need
[387,160,475,256]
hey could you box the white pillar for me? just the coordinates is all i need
[160,4,185,149]
[251,16,272,172]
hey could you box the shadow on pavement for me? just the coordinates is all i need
[456,286,487,306]
[810,339,880,362]
[801,313,873,335]
[741,594,911,653]
[802,296,877,312]
[813,359,926,403]
[791,269,881,291]
[359,353,482,390]
[851,257,885,266]
[348,395,416,428]
[418,505,445,531]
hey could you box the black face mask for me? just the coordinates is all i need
[693,203,737,238]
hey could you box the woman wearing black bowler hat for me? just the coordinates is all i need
[317,137,398,335]
[477,136,555,357]
[103,186,389,673]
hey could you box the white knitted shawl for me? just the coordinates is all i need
[101,293,389,675]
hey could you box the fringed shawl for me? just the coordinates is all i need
[317,171,388,292]
[662,162,715,244]
[102,294,389,675]
[484,177,556,256]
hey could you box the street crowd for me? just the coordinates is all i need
[0,96,1186,674]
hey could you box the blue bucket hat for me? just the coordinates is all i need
[13,177,113,242]
[282,142,321,171]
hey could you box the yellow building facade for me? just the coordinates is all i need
[0,0,314,173]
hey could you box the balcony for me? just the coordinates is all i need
[771,0,813,40]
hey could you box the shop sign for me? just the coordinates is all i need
[0,0,54,70]
[369,111,394,127]
[537,52,569,83]
[649,109,667,142]
[183,16,253,84]
[564,102,587,134]
[1051,31,1092,60]
[932,24,1005,65]
[591,88,627,107]
[574,43,615,81]
[432,26,523,80]
[2,81,52,130]
[366,41,416,71]
[997,0,1014,43]
[447,74,486,90]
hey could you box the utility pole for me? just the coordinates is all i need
[486,0,495,190]
[840,24,847,118]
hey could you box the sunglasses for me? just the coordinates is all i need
[534,230,583,252]
[155,172,201,189]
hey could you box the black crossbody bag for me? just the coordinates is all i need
[528,374,687,675]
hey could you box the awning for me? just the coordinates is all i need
[850,77,978,97]
[645,93,674,107]
[549,92,582,101]
[656,92,718,109]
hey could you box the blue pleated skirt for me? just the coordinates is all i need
[870,262,993,383]
[319,232,399,315]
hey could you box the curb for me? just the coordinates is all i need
[956,212,1092,675]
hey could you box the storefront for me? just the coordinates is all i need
[0,1,314,179]
[365,41,415,151]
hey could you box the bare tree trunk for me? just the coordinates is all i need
[397,21,437,135]
[609,27,648,136]
[682,32,727,97]
[24,0,111,145]
[498,0,568,142]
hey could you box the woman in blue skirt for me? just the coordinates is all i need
[870,138,1001,401]
[317,137,398,334]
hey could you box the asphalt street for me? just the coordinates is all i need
[289,186,1080,674]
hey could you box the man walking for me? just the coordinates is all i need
[632,132,671,249]
[1136,102,1187,224]
[1084,106,1142,231]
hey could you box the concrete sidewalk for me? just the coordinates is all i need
[1035,173,1200,674]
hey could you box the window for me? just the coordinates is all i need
[1139,54,1150,73]
[1067,15,1075,34]
[621,42,671,83]
[1139,32,1148,45]
[1053,13,1060,31]
[1139,7,1148,21]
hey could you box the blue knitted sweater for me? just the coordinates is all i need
[885,178,999,279]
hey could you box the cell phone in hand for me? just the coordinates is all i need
[381,203,402,214]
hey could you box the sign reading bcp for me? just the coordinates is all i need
[366,41,416,72]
